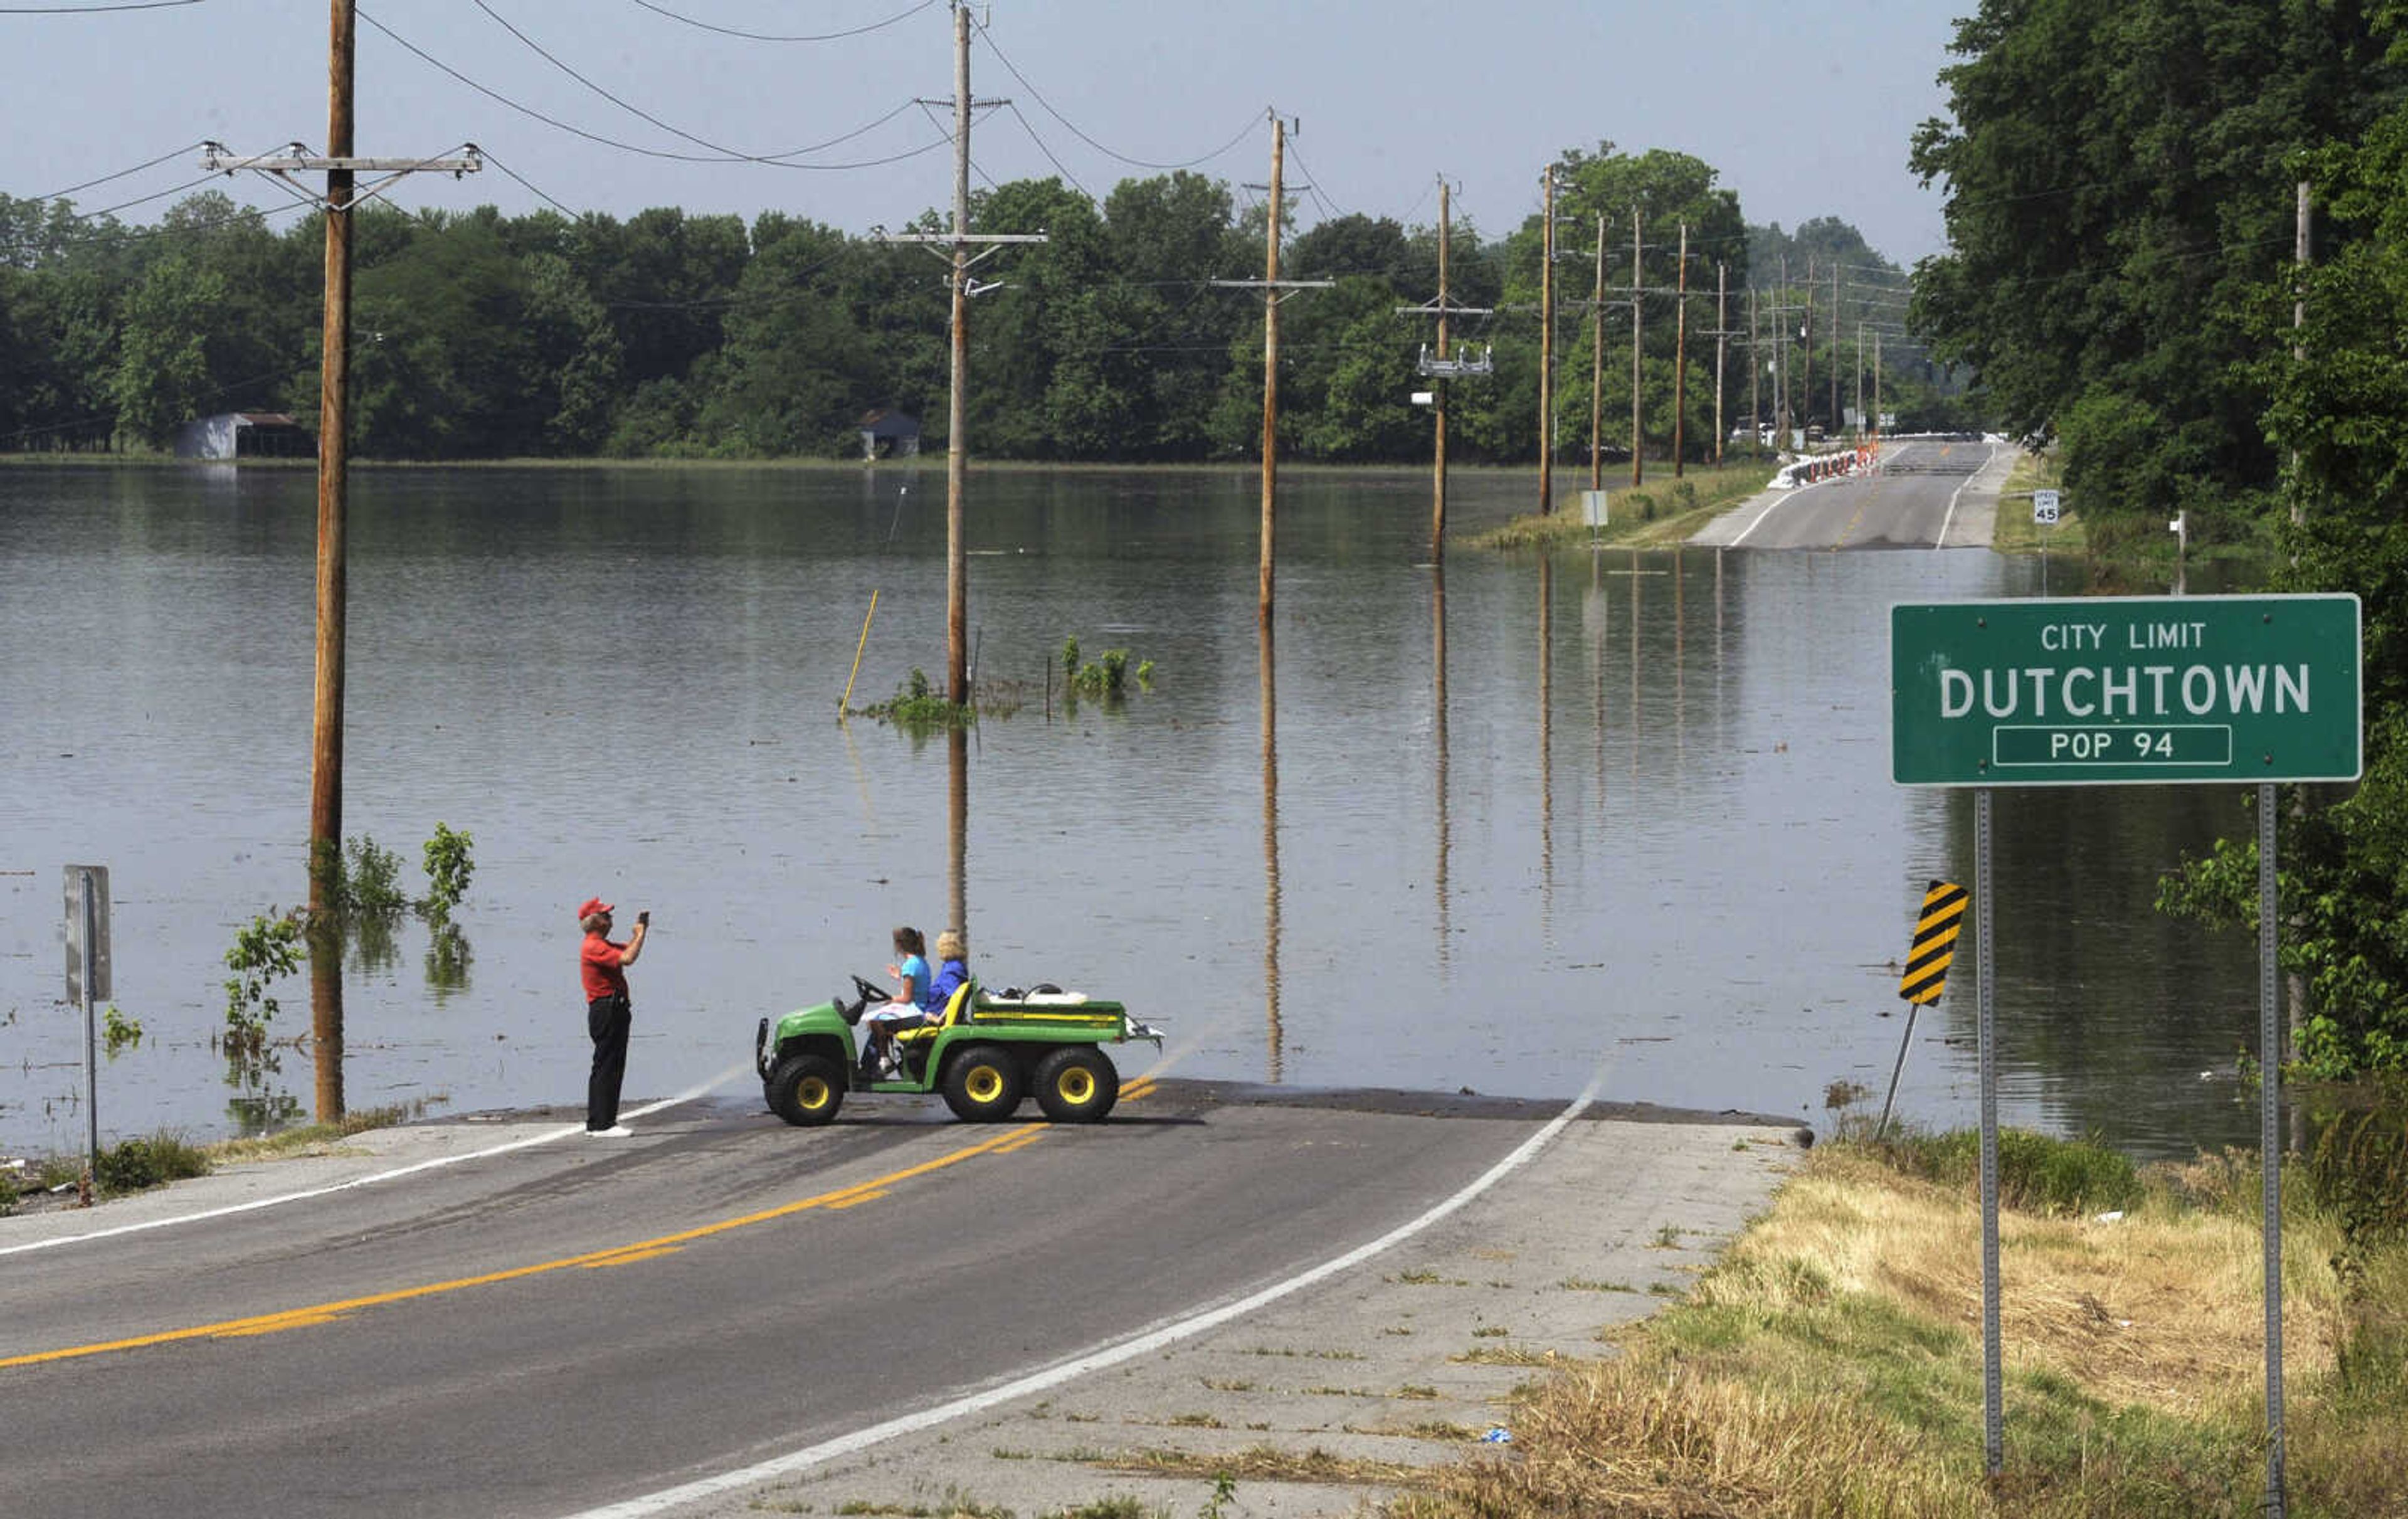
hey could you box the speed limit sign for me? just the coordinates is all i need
[2033,489,2061,525]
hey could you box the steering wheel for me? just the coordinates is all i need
[850,973,892,1007]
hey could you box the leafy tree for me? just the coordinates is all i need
[1909,0,2404,526]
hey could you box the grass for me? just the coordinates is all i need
[1384,1130,2408,1519]
[1089,1444,1434,1488]
[1467,460,1775,550]
[1989,445,2083,558]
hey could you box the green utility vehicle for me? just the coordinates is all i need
[754,975,1162,1126]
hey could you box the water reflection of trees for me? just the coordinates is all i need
[1944,785,2264,1155]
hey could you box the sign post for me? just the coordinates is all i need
[1881,880,1965,1137]
[1891,593,2360,1505]
[63,864,112,1202]
[2032,490,2059,595]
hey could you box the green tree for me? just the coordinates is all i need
[1909,0,2403,526]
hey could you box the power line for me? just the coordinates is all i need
[0,0,200,11]
[359,8,947,169]
[1000,102,1093,204]
[24,141,209,203]
[627,0,934,43]
[971,15,1258,173]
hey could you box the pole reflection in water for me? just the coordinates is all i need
[310,924,343,1123]
[1630,548,1644,786]
[1260,622,1283,1081]
[1714,547,1726,731]
[1432,564,1451,971]
[1538,554,1555,930]
[1586,552,1608,818]
[947,725,968,941]
[1673,546,1687,771]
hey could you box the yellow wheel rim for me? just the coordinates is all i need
[965,1065,1005,1103]
[798,1076,832,1111]
[1057,1067,1095,1105]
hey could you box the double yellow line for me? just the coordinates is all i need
[4,1123,1048,1370]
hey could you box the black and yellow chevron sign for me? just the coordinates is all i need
[1899,880,1968,1005]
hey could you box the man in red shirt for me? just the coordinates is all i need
[578,897,649,1136]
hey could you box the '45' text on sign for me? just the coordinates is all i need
[1890,595,2362,786]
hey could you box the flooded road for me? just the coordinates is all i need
[1,462,2266,1158]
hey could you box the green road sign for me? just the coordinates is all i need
[1892,594,2362,786]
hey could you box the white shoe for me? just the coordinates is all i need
[586,1125,633,1138]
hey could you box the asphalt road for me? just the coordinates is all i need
[1688,437,2009,550]
[0,1083,1795,1519]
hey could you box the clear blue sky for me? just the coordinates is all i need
[3,1,1964,265]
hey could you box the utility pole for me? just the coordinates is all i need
[1873,329,1883,439]
[1629,209,1644,487]
[1856,322,1866,440]
[2294,179,2311,527]
[314,0,354,915]
[1538,166,1556,515]
[1775,255,1788,452]
[886,2,1044,701]
[1711,262,1728,465]
[1262,114,1283,625]
[1748,284,1760,453]
[1212,113,1329,603]
[1588,211,1605,491]
[1830,262,1841,438]
[199,6,479,1128]
[1802,257,1814,440]
[1395,181,1486,562]
[1671,221,1689,478]
[1437,179,1452,554]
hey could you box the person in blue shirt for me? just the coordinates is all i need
[861,926,930,1079]
[925,929,969,1019]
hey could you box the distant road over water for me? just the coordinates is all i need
[1690,437,2010,550]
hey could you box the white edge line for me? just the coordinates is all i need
[0,1067,748,1260]
[1728,468,1850,547]
[559,1071,1607,1519]
[1933,438,2000,551]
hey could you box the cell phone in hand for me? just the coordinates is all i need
[637,911,650,926]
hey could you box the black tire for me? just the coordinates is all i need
[766,1053,845,1127]
[1033,1045,1119,1123]
[940,1043,1025,1123]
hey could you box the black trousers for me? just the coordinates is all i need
[586,993,631,1130]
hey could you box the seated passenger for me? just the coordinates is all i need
[861,926,931,1079]
[925,929,969,1018]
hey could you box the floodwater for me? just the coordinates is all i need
[1,462,2268,1160]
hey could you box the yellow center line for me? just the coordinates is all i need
[0,1125,1037,1370]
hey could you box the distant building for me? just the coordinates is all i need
[858,408,921,460]
[172,412,314,461]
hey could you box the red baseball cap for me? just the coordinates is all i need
[578,897,615,920]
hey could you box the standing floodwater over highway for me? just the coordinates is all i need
[1,460,2268,1158]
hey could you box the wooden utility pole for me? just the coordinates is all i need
[1830,262,1841,437]
[1713,262,1728,465]
[886,3,1043,699]
[311,0,355,913]
[1776,254,1789,450]
[944,0,971,700]
[1671,222,1689,478]
[1261,114,1283,626]
[1748,284,1760,452]
[1538,166,1556,514]
[1212,115,1327,591]
[1629,209,1644,487]
[1588,212,1605,491]
[1390,180,1479,561]
[1435,179,1450,557]
[2294,179,2311,528]
[1802,257,1814,440]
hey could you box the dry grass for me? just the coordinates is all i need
[1387,1138,2408,1519]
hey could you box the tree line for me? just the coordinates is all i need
[0,144,1956,463]
[1914,0,2408,1079]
